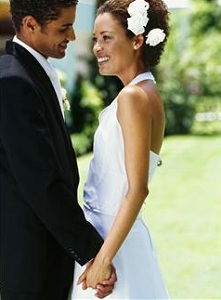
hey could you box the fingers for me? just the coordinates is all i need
[81,279,87,290]
[95,290,111,299]
[77,260,93,285]
[95,284,114,299]
[94,269,116,299]
[102,268,117,285]
[78,262,117,297]
[77,271,86,285]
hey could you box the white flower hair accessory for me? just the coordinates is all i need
[61,87,71,111]
[127,0,166,47]
[127,0,149,35]
[146,28,166,46]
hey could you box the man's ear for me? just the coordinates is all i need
[22,15,38,33]
[133,34,144,50]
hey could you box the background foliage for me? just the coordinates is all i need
[69,0,221,155]
[157,0,221,135]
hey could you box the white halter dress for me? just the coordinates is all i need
[69,72,170,299]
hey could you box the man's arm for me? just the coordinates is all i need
[1,74,103,264]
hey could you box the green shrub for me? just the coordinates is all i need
[70,76,103,155]
[71,133,92,157]
[157,0,221,135]
[191,97,221,135]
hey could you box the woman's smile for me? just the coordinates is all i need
[97,56,110,64]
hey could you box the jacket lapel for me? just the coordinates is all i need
[6,40,71,146]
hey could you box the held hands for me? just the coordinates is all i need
[77,256,117,298]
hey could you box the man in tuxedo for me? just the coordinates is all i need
[0,1,116,299]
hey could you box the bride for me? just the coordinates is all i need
[69,0,170,298]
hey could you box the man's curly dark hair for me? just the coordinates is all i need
[97,0,170,68]
[10,0,78,32]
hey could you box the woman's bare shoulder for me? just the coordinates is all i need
[117,84,151,113]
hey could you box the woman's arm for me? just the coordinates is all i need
[78,85,153,289]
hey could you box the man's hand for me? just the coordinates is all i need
[95,271,117,298]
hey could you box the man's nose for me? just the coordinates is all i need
[67,27,76,41]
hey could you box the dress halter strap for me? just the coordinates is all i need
[129,72,156,85]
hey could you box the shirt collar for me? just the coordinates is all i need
[13,35,54,78]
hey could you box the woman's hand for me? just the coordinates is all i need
[78,256,116,298]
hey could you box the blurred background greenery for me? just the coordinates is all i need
[68,0,221,155]
[1,0,220,153]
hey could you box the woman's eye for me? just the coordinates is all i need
[92,35,111,45]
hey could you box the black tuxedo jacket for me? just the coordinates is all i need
[0,41,103,293]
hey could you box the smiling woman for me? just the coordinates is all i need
[68,0,171,299]
[92,12,138,81]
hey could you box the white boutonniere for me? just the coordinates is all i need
[61,87,71,111]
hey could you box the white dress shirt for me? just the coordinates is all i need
[13,36,65,118]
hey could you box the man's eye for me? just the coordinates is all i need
[60,27,68,32]
[92,37,97,44]
[103,35,110,42]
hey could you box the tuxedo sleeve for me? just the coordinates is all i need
[0,75,103,266]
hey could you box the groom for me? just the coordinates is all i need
[0,1,116,299]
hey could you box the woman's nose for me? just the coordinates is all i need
[93,42,103,52]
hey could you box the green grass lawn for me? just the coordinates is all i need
[76,135,221,299]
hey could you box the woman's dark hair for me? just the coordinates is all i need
[10,0,78,32]
[97,0,170,68]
